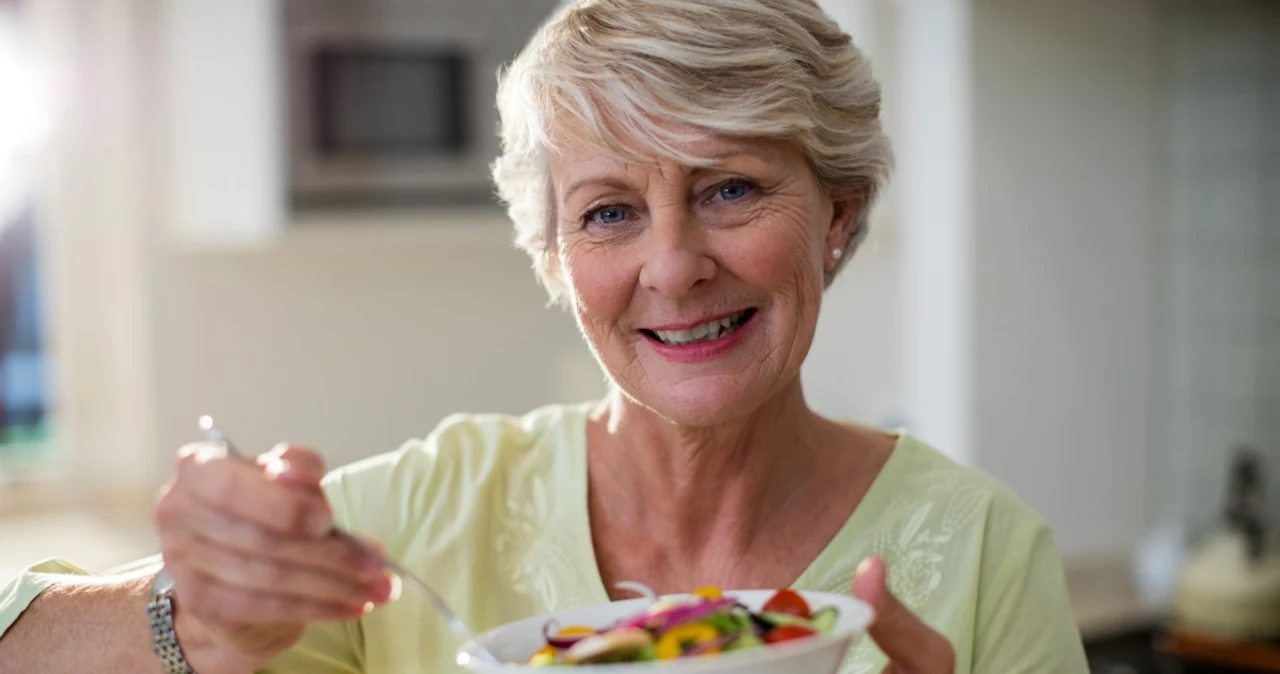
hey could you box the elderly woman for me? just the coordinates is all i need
[0,0,1087,672]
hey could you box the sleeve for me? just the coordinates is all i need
[0,554,365,674]
[972,519,1090,674]
[0,558,101,640]
[256,622,364,674]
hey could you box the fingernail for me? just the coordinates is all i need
[364,555,386,574]
[264,456,291,477]
[386,572,402,602]
[362,601,376,616]
[852,556,884,606]
[368,573,400,603]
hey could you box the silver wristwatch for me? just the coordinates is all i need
[147,567,197,674]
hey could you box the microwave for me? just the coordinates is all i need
[283,0,561,210]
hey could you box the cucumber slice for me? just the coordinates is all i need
[810,606,839,634]
[756,611,816,631]
[705,612,739,634]
[725,633,764,652]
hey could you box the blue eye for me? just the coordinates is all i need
[718,182,751,201]
[593,206,628,225]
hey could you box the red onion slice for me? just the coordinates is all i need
[613,581,659,606]
[542,619,593,649]
[547,633,591,649]
[541,619,561,642]
[622,597,739,632]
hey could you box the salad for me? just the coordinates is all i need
[526,585,839,666]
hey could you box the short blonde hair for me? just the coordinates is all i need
[492,0,893,303]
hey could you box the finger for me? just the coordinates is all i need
[852,556,955,671]
[165,496,384,580]
[257,444,328,488]
[171,566,365,626]
[167,531,396,607]
[174,442,333,537]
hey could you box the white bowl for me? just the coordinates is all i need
[456,590,874,673]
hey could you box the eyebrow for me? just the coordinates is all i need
[560,152,771,204]
[563,177,637,203]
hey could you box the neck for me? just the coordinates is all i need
[587,379,838,564]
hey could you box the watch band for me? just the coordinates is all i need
[147,567,197,674]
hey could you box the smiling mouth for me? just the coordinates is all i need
[641,309,756,346]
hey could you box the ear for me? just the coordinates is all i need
[824,194,862,267]
[543,250,572,309]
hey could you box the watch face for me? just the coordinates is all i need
[152,567,176,595]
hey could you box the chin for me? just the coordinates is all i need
[628,379,772,428]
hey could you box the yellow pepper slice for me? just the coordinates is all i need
[655,622,720,659]
[528,645,557,665]
[691,586,723,601]
[555,625,596,637]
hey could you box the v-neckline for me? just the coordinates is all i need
[559,405,911,605]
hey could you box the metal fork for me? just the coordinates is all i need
[197,416,500,666]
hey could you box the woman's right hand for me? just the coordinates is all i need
[154,441,396,674]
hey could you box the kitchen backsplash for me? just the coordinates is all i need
[1149,0,1280,537]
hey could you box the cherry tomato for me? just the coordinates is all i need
[761,588,811,618]
[764,624,817,644]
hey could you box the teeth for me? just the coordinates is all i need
[653,311,749,346]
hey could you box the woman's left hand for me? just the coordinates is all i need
[852,556,957,673]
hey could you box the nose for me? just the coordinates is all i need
[638,203,716,298]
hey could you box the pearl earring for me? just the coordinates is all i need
[831,248,843,260]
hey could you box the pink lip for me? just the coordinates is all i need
[642,310,757,363]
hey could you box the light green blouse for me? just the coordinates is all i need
[0,403,1088,673]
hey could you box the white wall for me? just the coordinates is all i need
[969,0,1157,556]
[804,0,905,432]
[164,0,283,247]
[28,0,162,490]
[804,234,903,429]
[892,0,975,464]
[147,234,597,470]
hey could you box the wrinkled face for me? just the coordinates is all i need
[549,134,854,426]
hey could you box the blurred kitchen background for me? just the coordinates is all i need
[0,0,1277,671]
